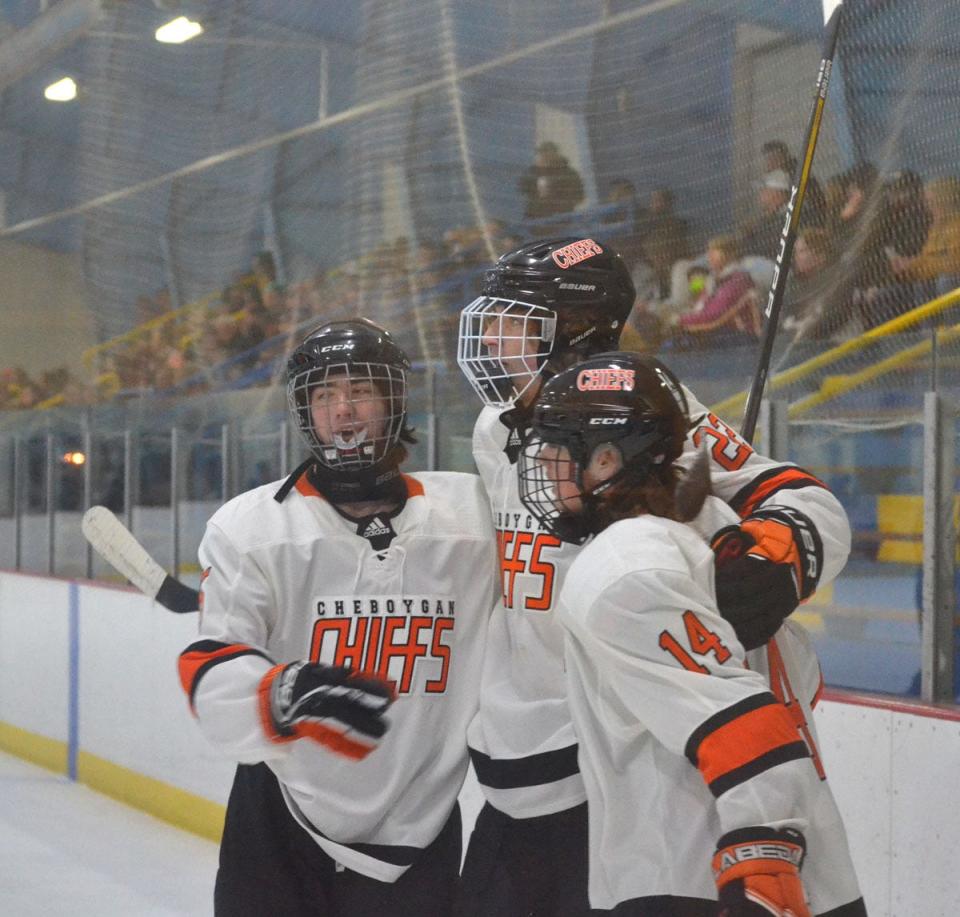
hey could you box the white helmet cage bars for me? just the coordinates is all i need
[457,296,557,407]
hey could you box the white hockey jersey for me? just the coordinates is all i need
[559,511,861,912]
[178,471,497,882]
[467,389,852,819]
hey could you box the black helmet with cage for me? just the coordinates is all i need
[517,352,689,545]
[458,237,636,408]
[284,318,414,501]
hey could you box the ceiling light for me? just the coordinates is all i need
[44,77,77,102]
[155,16,204,44]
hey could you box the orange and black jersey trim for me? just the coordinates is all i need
[728,465,828,520]
[684,692,810,797]
[179,639,272,713]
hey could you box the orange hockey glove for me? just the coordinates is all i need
[711,508,822,650]
[713,827,810,917]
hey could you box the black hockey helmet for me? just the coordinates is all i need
[286,318,412,484]
[518,352,689,544]
[458,237,635,407]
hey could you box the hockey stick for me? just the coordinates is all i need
[740,3,844,443]
[81,506,200,613]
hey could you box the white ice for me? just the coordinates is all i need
[0,751,218,916]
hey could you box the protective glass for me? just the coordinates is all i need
[286,361,406,471]
[457,296,556,408]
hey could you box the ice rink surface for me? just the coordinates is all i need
[0,751,219,917]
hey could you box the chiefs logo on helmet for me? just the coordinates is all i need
[576,368,635,392]
[551,238,604,269]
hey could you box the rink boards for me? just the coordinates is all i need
[0,570,957,917]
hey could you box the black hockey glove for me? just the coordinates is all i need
[711,508,821,651]
[713,826,810,917]
[261,661,394,760]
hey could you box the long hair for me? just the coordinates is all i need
[592,446,712,528]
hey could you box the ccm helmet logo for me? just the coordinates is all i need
[576,368,635,392]
[552,238,603,269]
[320,343,354,352]
[589,416,628,426]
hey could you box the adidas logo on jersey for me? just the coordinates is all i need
[507,429,522,448]
[363,517,392,539]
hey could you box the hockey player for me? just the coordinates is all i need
[455,238,864,916]
[516,351,863,914]
[178,318,497,917]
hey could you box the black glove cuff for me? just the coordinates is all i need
[716,825,807,869]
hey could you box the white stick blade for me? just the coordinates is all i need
[81,506,167,598]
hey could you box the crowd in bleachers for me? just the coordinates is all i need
[618,144,960,352]
[3,139,960,413]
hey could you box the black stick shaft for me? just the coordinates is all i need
[740,4,844,444]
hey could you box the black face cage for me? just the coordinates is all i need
[286,361,407,472]
[518,414,679,544]
[517,433,597,545]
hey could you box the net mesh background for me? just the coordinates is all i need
[0,0,957,697]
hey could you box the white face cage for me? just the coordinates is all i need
[457,296,557,408]
[286,361,407,471]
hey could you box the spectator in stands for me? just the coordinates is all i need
[762,139,797,177]
[782,227,847,341]
[889,176,960,296]
[740,169,791,260]
[252,251,279,295]
[675,234,757,344]
[761,138,825,227]
[854,169,932,328]
[823,171,849,236]
[601,178,645,259]
[639,187,689,299]
[517,141,585,219]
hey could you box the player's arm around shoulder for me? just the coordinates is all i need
[562,517,795,759]
[681,391,851,587]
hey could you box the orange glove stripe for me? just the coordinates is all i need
[740,518,804,594]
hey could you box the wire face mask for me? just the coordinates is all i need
[287,361,407,471]
[457,296,557,408]
[517,433,603,545]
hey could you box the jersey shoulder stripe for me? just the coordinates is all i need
[178,639,272,711]
[729,465,827,518]
[469,743,580,790]
[685,692,810,797]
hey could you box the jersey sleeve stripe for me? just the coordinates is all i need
[178,639,271,711]
[685,693,810,796]
[728,466,827,518]
[707,741,811,797]
[469,743,580,790]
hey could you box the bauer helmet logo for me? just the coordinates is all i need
[576,368,635,392]
[551,239,603,269]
